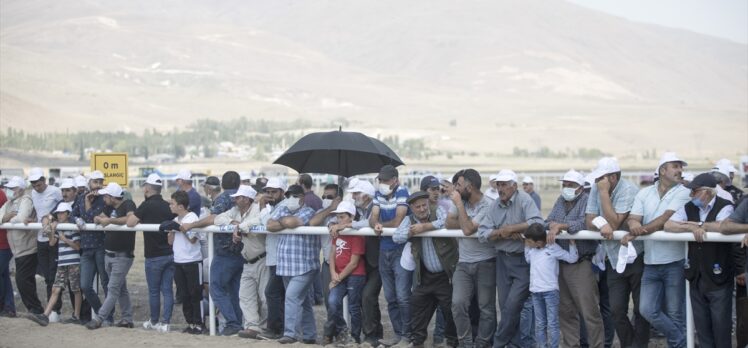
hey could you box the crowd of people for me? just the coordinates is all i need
[0,153,747,348]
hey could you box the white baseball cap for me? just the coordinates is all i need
[175,169,192,181]
[28,167,44,182]
[346,177,360,190]
[590,157,621,180]
[348,180,376,197]
[54,202,73,213]
[522,176,534,184]
[489,173,499,182]
[5,176,26,189]
[59,178,75,189]
[74,175,88,188]
[682,172,695,182]
[332,200,356,216]
[657,152,687,170]
[559,169,585,186]
[98,182,124,197]
[230,185,257,200]
[239,172,252,182]
[144,173,163,186]
[494,169,518,183]
[715,158,737,174]
[711,164,731,178]
[264,177,286,191]
[89,171,105,180]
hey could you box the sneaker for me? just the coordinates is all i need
[302,338,317,344]
[156,323,169,333]
[221,326,240,336]
[61,316,81,325]
[182,326,194,334]
[238,328,262,339]
[116,320,134,328]
[48,311,60,323]
[143,319,157,330]
[277,336,298,344]
[192,325,205,335]
[28,313,49,327]
[86,317,102,330]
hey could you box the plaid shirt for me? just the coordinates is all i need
[272,205,320,276]
[211,189,238,257]
[545,192,598,258]
[77,192,106,250]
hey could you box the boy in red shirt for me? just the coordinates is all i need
[325,201,366,345]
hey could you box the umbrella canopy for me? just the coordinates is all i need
[273,130,405,177]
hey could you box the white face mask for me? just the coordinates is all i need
[322,199,333,209]
[378,183,393,196]
[285,198,301,211]
[4,188,15,200]
[561,187,580,202]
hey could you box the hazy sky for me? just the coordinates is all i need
[568,0,748,44]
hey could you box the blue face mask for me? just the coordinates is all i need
[691,197,703,208]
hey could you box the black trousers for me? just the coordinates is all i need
[174,261,203,325]
[37,241,62,312]
[410,269,457,346]
[264,265,286,334]
[362,262,384,340]
[15,253,43,313]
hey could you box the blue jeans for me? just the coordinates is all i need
[519,297,535,347]
[379,245,412,340]
[145,255,175,324]
[0,249,15,314]
[210,254,244,331]
[283,270,317,340]
[532,290,560,348]
[639,260,686,348]
[80,248,110,319]
[325,274,365,341]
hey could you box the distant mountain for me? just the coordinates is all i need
[1,0,745,158]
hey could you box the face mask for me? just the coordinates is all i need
[4,188,15,200]
[286,198,301,211]
[322,199,332,209]
[561,187,579,201]
[691,197,703,209]
[378,183,393,196]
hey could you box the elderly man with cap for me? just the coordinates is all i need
[618,153,692,348]
[86,182,137,329]
[254,177,288,340]
[477,169,543,348]
[27,168,63,322]
[445,168,496,348]
[391,190,456,348]
[583,157,647,348]
[201,176,221,212]
[213,185,268,339]
[522,176,541,211]
[715,158,744,200]
[175,169,202,216]
[539,169,604,348]
[74,175,88,195]
[1,177,42,315]
[266,184,319,345]
[664,173,735,348]
[369,164,411,347]
[182,171,243,335]
[330,179,384,345]
[124,174,176,332]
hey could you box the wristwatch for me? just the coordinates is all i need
[698,221,704,227]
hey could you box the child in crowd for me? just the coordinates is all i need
[164,191,204,334]
[524,223,578,348]
[324,201,366,345]
[29,202,82,326]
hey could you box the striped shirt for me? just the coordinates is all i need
[393,207,447,272]
[545,192,599,258]
[374,185,410,251]
[272,205,320,277]
[57,229,81,266]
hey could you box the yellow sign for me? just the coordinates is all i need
[90,153,128,186]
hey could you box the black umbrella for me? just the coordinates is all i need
[273,130,405,177]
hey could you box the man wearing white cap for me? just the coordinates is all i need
[175,169,202,216]
[485,174,500,201]
[213,185,268,339]
[86,182,138,329]
[711,164,740,203]
[584,157,647,348]
[543,169,605,348]
[125,174,176,332]
[28,167,64,321]
[477,169,543,348]
[622,153,692,347]
[522,176,541,211]
[1,177,43,315]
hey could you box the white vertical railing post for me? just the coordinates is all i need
[208,232,216,336]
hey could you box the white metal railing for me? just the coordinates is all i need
[1,222,743,346]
